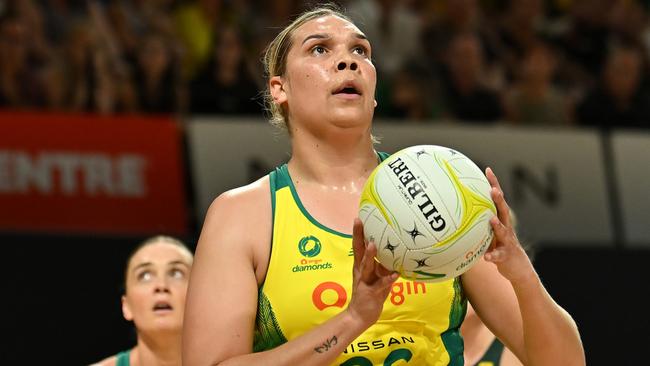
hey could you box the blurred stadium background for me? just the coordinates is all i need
[1,0,649,364]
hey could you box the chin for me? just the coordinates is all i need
[329,110,373,128]
[150,317,183,331]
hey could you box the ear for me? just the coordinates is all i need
[122,295,133,321]
[269,76,288,105]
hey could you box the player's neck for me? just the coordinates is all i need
[289,129,377,186]
[133,332,181,366]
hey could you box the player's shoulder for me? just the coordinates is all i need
[212,175,270,209]
[204,175,271,226]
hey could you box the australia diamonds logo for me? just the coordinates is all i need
[298,236,322,257]
[293,235,333,273]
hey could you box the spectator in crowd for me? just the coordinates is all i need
[381,63,440,121]
[38,55,68,111]
[60,20,100,112]
[189,23,261,115]
[496,0,545,76]
[174,0,223,79]
[347,0,421,79]
[608,0,647,46]
[439,32,504,123]
[132,32,183,114]
[505,42,571,126]
[577,43,650,129]
[0,15,35,108]
[420,0,480,67]
[557,0,612,90]
[91,236,194,366]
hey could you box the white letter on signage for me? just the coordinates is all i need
[15,153,52,194]
[82,154,115,196]
[0,151,11,192]
[117,155,146,197]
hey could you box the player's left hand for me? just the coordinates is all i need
[484,167,536,286]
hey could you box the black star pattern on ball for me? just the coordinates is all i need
[384,238,399,256]
[414,257,430,268]
[448,149,458,156]
[415,149,428,158]
[405,222,425,243]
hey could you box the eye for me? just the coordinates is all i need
[352,46,367,56]
[311,45,327,55]
[169,268,186,280]
[137,270,153,282]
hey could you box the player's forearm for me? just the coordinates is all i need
[216,309,366,366]
[512,273,585,366]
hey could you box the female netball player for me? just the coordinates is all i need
[92,236,193,366]
[182,5,585,366]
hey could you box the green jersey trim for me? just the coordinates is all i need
[116,350,130,366]
[441,277,467,366]
[270,151,389,239]
[477,338,505,365]
[253,287,288,352]
[278,164,352,238]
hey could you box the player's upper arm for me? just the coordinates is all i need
[462,259,527,364]
[183,178,271,366]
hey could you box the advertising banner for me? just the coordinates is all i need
[0,111,189,235]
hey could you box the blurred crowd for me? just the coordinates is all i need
[1,0,649,129]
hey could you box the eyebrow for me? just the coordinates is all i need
[131,260,190,273]
[168,260,191,268]
[301,32,368,45]
[132,262,152,273]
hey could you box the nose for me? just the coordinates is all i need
[337,60,358,71]
[154,277,171,294]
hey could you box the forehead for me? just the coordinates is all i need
[292,15,364,41]
[128,242,192,269]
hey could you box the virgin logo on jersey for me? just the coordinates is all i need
[292,258,333,272]
[312,280,427,310]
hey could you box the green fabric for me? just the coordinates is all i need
[377,151,391,162]
[253,288,287,352]
[474,338,505,365]
[441,277,467,366]
[115,350,130,366]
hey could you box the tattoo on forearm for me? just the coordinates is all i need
[314,335,338,353]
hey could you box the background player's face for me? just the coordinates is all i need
[122,242,193,333]
[274,15,377,133]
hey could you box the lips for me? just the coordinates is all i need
[152,301,173,312]
[332,80,362,96]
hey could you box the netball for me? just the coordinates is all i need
[359,145,497,282]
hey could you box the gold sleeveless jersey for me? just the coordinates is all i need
[254,160,466,366]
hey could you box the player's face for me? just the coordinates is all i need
[122,242,192,334]
[274,15,377,132]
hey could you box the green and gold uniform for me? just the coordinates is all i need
[254,158,467,366]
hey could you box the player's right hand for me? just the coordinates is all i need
[346,218,399,328]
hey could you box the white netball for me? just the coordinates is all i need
[359,145,497,283]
